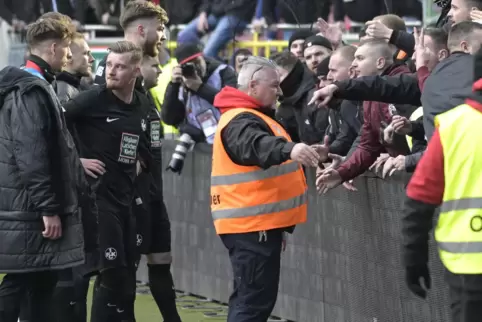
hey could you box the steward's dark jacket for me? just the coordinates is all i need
[0,66,84,273]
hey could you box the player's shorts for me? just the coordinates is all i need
[98,199,137,270]
[133,173,172,256]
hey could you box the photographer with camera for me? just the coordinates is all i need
[162,43,237,144]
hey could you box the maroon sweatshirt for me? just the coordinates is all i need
[337,64,412,182]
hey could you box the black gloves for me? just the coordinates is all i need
[405,264,431,299]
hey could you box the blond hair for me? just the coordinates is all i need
[108,40,143,64]
[26,17,75,47]
[120,0,169,30]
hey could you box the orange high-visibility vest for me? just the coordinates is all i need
[211,108,308,235]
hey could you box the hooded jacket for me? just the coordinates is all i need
[214,86,296,170]
[276,62,329,145]
[337,63,412,182]
[0,65,84,273]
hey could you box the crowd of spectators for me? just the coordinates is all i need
[1,0,425,52]
[1,0,424,29]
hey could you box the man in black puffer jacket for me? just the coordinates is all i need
[272,51,330,145]
[0,17,85,322]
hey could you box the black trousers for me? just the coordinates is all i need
[447,272,482,322]
[0,271,57,322]
[220,229,283,322]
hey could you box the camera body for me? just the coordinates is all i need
[181,63,196,78]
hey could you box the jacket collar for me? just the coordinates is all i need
[26,55,56,84]
[56,71,82,88]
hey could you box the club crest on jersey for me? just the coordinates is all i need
[141,119,147,132]
[105,248,117,260]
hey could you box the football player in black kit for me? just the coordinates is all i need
[63,40,152,322]
[134,54,183,321]
[94,1,182,321]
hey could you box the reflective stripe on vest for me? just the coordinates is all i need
[435,103,482,274]
[211,107,307,234]
[406,106,423,150]
[211,161,299,186]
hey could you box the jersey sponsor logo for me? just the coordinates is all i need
[118,133,140,164]
[106,117,119,123]
[105,247,117,260]
[96,66,104,77]
[141,119,147,132]
[150,120,161,148]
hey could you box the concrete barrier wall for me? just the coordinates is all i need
[159,140,451,322]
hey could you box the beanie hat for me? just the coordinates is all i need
[304,35,333,52]
[175,43,203,65]
[288,30,315,48]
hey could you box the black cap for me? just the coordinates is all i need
[175,43,203,65]
[288,30,315,48]
[304,35,333,52]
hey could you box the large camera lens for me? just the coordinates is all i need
[166,133,195,174]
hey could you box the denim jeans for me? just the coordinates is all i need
[177,14,248,60]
